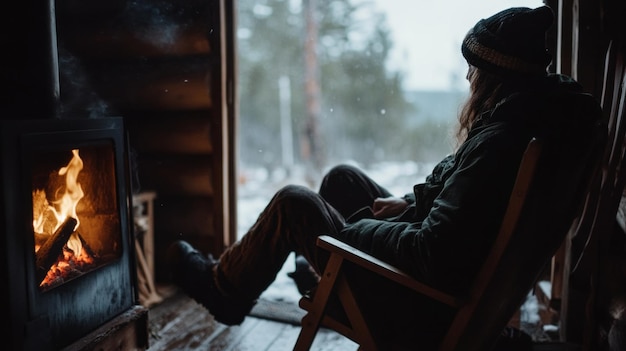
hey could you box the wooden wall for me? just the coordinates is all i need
[55,0,234,282]
[555,0,626,347]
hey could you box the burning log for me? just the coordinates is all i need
[34,232,49,248]
[35,217,77,283]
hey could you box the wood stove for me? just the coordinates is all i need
[0,117,147,350]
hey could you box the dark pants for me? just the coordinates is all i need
[216,164,390,302]
[216,165,450,347]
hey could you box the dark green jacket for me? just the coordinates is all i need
[337,74,594,293]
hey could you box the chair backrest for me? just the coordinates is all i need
[563,38,626,344]
[448,92,606,351]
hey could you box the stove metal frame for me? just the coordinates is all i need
[0,117,140,351]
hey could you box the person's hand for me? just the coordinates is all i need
[372,196,409,218]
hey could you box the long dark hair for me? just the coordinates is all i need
[455,66,538,147]
[456,67,505,146]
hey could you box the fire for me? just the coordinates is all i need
[32,149,95,289]
[56,149,84,256]
[39,240,95,290]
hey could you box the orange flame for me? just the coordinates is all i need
[33,149,84,255]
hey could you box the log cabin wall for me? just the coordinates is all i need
[554,0,626,347]
[53,0,236,283]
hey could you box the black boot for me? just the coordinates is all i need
[166,240,256,326]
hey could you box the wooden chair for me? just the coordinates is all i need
[294,96,606,351]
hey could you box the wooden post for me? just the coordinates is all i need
[133,191,162,307]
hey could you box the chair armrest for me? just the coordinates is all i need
[316,235,463,308]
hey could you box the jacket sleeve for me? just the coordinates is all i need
[337,126,528,291]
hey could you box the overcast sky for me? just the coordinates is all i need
[368,0,544,91]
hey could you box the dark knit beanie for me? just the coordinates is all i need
[462,6,554,77]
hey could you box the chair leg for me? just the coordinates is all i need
[335,277,381,351]
[294,254,344,351]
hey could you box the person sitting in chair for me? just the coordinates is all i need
[168,5,597,348]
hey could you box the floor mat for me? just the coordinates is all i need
[249,298,306,326]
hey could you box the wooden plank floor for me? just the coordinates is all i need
[146,290,358,351]
[146,287,577,351]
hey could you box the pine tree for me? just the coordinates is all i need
[237,0,444,173]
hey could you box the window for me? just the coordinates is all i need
[236,0,542,238]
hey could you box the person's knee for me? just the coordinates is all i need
[322,164,361,183]
[274,184,319,206]
[273,184,330,213]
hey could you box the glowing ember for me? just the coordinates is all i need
[39,242,96,290]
